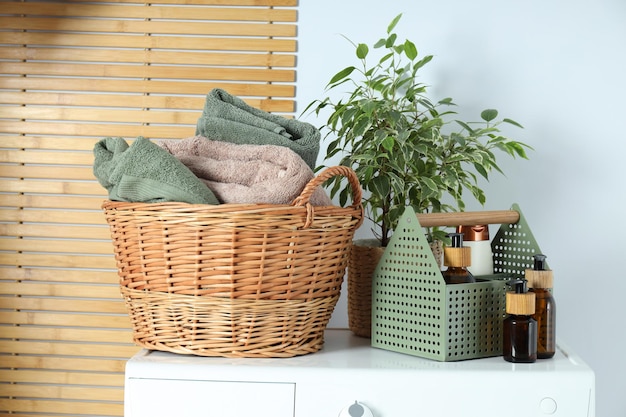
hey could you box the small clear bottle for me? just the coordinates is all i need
[457,224,494,276]
[442,233,475,284]
[526,254,556,359]
[503,279,537,363]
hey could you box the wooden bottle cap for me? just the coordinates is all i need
[525,269,554,289]
[443,246,472,267]
[506,291,536,315]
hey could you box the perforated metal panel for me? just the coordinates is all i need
[371,218,446,360]
[372,205,543,361]
[492,203,548,278]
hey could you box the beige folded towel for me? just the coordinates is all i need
[156,136,332,206]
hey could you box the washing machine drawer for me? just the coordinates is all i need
[126,378,295,417]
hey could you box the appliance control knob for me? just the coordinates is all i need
[339,401,374,417]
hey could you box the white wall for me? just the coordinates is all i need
[297,1,626,416]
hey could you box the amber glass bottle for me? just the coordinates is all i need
[503,279,537,363]
[526,254,556,359]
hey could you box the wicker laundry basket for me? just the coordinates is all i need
[103,166,363,358]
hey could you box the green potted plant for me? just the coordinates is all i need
[304,14,531,337]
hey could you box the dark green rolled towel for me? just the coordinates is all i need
[195,88,321,170]
[93,136,219,204]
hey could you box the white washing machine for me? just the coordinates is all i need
[124,329,595,417]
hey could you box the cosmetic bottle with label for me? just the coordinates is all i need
[457,225,493,276]
[503,279,537,363]
[442,233,475,284]
[526,254,556,359]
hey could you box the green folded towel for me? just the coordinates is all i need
[93,136,219,204]
[195,88,321,170]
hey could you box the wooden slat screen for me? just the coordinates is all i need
[0,1,297,415]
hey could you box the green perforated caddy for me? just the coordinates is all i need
[371,204,545,361]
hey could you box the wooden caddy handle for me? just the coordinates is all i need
[415,210,520,228]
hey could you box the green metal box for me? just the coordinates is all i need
[371,204,545,361]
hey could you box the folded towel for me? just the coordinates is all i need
[93,136,219,205]
[195,88,321,170]
[156,136,332,206]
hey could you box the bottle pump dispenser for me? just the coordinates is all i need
[442,233,475,284]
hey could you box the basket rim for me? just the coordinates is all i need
[101,165,364,229]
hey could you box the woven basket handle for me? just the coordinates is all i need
[292,165,362,208]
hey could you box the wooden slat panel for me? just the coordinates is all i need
[0,137,101,152]
[0,239,114,255]
[0,195,107,210]
[0,253,117,269]
[0,122,195,139]
[0,180,105,196]
[0,355,127,372]
[0,210,106,225]
[2,325,131,344]
[0,47,297,68]
[1,327,132,345]
[0,1,298,416]
[0,77,296,97]
[0,297,126,314]
[0,413,90,417]
[0,121,195,140]
[0,32,297,52]
[0,17,296,37]
[0,312,129,329]
[0,368,123,387]
[0,166,95,181]
[0,399,123,416]
[0,150,93,165]
[0,3,297,22]
[1,385,123,403]
[0,224,110,239]
[40,0,297,4]
[0,369,125,386]
[0,209,106,225]
[0,282,121,299]
[0,268,118,284]
[0,62,296,82]
[0,92,294,112]
[0,342,137,358]
[2,106,201,125]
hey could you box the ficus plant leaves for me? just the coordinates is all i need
[328,66,356,85]
[356,43,369,59]
[304,13,532,246]
[404,40,418,60]
[481,109,498,122]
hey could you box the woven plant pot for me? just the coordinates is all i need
[430,239,444,268]
[347,239,385,338]
[347,238,443,338]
